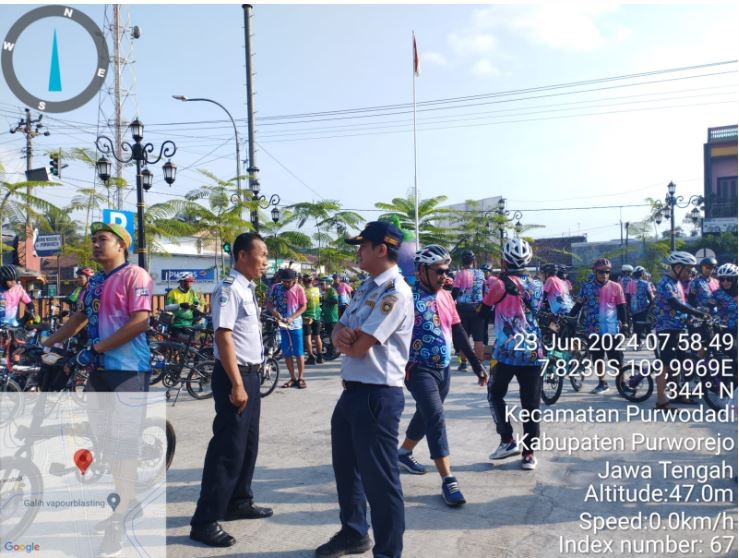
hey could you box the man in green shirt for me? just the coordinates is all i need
[320,277,339,359]
[164,272,203,330]
[302,274,323,364]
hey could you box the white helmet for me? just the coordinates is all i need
[633,265,645,274]
[664,251,697,266]
[178,272,195,282]
[502,238,532,269]
[414,245,451,267]
[621,264,633,272]
[716,263,738,278]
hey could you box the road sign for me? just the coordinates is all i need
[34,233,62,256]
[161,268,216,282]
[102,209,135,249]
[695,248,716,260]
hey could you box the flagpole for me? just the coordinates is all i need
[412,32,420,250]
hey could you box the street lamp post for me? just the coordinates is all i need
[484,197,523,262]
[246,168,280,233]
[173,95,242,215]
[96,119,177,269]
[651,181,704,251]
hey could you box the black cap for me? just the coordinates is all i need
[282,268,298,280]
[345,221,403,248]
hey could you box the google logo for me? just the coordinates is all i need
[2,542,40,553]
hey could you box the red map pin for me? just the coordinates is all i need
[74,449,93,475]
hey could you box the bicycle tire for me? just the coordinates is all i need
[568,349,585,392]
[185,360,214,400]
[0,457,43,541]
[702,362,736,411]
[165,419,176,471]
[260,358,280,398]
[616,362,654,403]
[541,365,563,405]
[0,376,23,425]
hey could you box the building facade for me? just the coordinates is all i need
[703,125,738,234]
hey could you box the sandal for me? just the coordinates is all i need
[281,379,297,389]
[298,379,307,389]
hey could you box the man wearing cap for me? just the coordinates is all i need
[190,232,273,548]
[165,272,204,330]
[315,221,413,558]
[267,268,308,388]
[42,222,153,557]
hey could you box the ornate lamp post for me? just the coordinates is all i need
[484,197,523,252]
[651,181,704,251]
[96,119,177,269]
[246,168,280,232]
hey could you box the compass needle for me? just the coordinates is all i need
[48,28,62,92]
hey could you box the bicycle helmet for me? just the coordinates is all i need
[178,272,195,282]
[0,265,17,282]
[592,258,612,271]
[414,245,451,267]
[664,251,697,266]
[480,264,492,273]
[77,267,94,278]
[699,256,718,267]
[460,249,475,265]
[540,263,557,275]
[621,264,633,272]
[633,265,645,277]
[502,238,532,269]
[716,263,738,278]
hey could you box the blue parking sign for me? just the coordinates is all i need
[102,209,136,248]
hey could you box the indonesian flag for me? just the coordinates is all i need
[413,32,420,77]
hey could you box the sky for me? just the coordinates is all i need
[0,2,737,243]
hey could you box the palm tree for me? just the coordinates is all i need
[374,193,454,246]
[260,209,312,263]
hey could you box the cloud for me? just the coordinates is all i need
[422,51,448,67]
[448,32,497,56]
[472,59,500,77]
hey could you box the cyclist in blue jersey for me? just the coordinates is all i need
[688,257,719,309]
[452,250,486,370]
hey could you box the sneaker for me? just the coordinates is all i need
[97,520,123,557]
[521,453,537,470]
[627,375,643,389]
[306,355,317,365]
[315,530,373,558]
[316,354,324,364]
[489,439,520,460]
[398,451,426,475]
[441,476,466,507]
[590,382,609,394]
[457,362,468,371]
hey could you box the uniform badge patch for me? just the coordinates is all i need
[223,276,235,285]
[380,295,397,314]
[219,287,231,306]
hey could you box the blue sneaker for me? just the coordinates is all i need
[489,439,520,460]
[591,382,610,394]
[398,451,426,475]
[441,476,466,507]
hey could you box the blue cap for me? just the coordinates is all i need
[345,221,403,248]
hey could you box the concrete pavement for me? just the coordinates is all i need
[163,351,737,558]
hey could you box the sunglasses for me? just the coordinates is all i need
[595,270,611,275]
[720,277,734,282]
[433,268,451,276]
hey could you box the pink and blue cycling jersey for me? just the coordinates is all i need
[269,283,307,330]
[542,276,574,315]
[83,263,153,372]
[0,285,32,325]
[336,282,353,305]
[627,279,652,314]
[578,280,626,336]
[409,285,460,369]
[453,268,485,304]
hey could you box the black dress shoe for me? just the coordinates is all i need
[224,503,273,520]
[189,522,236,547]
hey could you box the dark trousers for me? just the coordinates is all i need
[191,360,261,526]
[488,363,542,453]
[331,384,405,558]
[632,309,650,341]
[405,365,451,459]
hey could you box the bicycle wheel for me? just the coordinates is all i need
[0,376,23,425]
[568,349,585,392]
[165,419,176,471]
[260,358,280,398]
[616,362,654,403]
[0,457,43,541]
[703,359,736,412]
[541,362,563,405]
[185,360,214,400]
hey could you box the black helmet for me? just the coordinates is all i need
[699,256,718,267]
[540,263,557,274]
[0,265,17,282]
[461,250,475,264]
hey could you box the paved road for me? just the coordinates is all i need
[163,351,737,558]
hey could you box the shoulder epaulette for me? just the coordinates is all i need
[223,275,235,285]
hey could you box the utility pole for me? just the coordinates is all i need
[243,3,258,227]
[10,108,50,229]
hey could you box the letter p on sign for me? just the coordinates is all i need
[102,208,136,248]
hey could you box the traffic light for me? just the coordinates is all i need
[222,242,231,254]
[49,152,59,176]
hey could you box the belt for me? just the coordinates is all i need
[238,363,262,374]
[342,380,392,390]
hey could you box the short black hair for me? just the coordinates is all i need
[233,232,264,260]
[370,240,399,262]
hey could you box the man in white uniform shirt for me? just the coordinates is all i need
[315,221,414,558]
